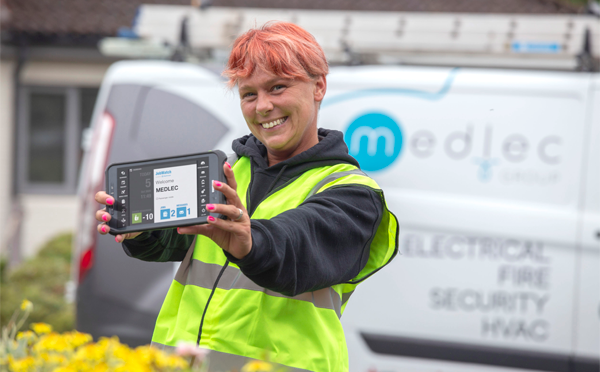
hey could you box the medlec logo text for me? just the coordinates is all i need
[344,112,561,172]
[156,185,178,192]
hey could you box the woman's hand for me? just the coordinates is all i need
[177,162,252,260]
[95,191,142,243]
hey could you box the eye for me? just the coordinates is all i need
[272,84,286,92]
[242,92,256,99]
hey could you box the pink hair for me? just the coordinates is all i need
[223,21,329,88]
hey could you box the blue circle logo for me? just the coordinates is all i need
[344,112,403,171]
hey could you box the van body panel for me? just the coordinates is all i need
[573,80,600,360]
[321,66,597,370]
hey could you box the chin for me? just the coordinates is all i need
[263,136,292,150]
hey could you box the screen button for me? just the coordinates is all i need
[176,207,187,217]
[132,213,142,224]
[116,198,127,211]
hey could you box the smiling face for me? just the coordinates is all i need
[238,68,327,165]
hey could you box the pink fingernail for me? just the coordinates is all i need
[177,228,181,234]
[208,216,215,222]
[225,162,232,169]
[115,236,119,243]
[106,198,114,205]
[101,226,106,233]
[102,214,108,222]
[213,181,222,187]
[206,204,215,210]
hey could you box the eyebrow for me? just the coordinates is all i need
[239,77,289,92]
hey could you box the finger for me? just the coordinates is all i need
[205,215,248,233]
[206,203,245,221]
[97,223,110,235]
[177,224,214,236]
[213,180,244,209]
[95,191,115,206]
[223,162,237,192]
[95,209,111,223]
[114,232,142,243]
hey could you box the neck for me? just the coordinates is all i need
[266,131,319,167]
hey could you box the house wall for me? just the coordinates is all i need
[1,60,112,259]
[0,60,15,258]
[21,61,110,87]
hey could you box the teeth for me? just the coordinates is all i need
[261,117,286,129]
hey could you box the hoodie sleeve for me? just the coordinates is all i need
[224,185,383,296]
[121,229,194,262]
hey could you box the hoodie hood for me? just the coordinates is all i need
[232,128,360,215]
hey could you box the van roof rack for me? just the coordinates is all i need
[103,5,600,71]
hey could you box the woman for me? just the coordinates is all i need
[96,21,398,372]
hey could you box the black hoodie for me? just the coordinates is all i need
[122,129,383,296]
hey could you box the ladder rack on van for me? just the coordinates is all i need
[102,5,600,71]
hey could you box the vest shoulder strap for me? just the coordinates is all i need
[304,169,369,200]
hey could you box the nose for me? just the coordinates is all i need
[256,93,273,117]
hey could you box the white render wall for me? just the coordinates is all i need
[21,61,110,87]
[0,60,15,258]
[20,195,78,258]
[14,61,110,258]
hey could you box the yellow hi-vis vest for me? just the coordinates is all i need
[151,156,399,372]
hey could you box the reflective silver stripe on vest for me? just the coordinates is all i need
[174,239,196,285]
[185,259,342,318]
[151,342,311,372]
[305,169,369,200]
[226,152,239,166]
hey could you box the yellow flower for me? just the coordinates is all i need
[242,360,274,372]
[64,331,93,348]
[74,343,105,362]
[34,333,73,353]
[8,356,36,372]
[16,330,36,340]
[31,322,53,335]
[5,322,191,372]
[20,299,33,312]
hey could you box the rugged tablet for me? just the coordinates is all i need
[104,150,227,235]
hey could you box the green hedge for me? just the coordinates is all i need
[0,233,74,332]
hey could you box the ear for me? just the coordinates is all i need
[313,75,327,103]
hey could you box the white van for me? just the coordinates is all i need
[73,60,599,371]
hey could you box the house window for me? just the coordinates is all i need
[18,86,99,194]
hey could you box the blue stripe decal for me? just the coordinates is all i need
[322,67,460,108]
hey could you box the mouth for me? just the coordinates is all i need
[260,116,288,129]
